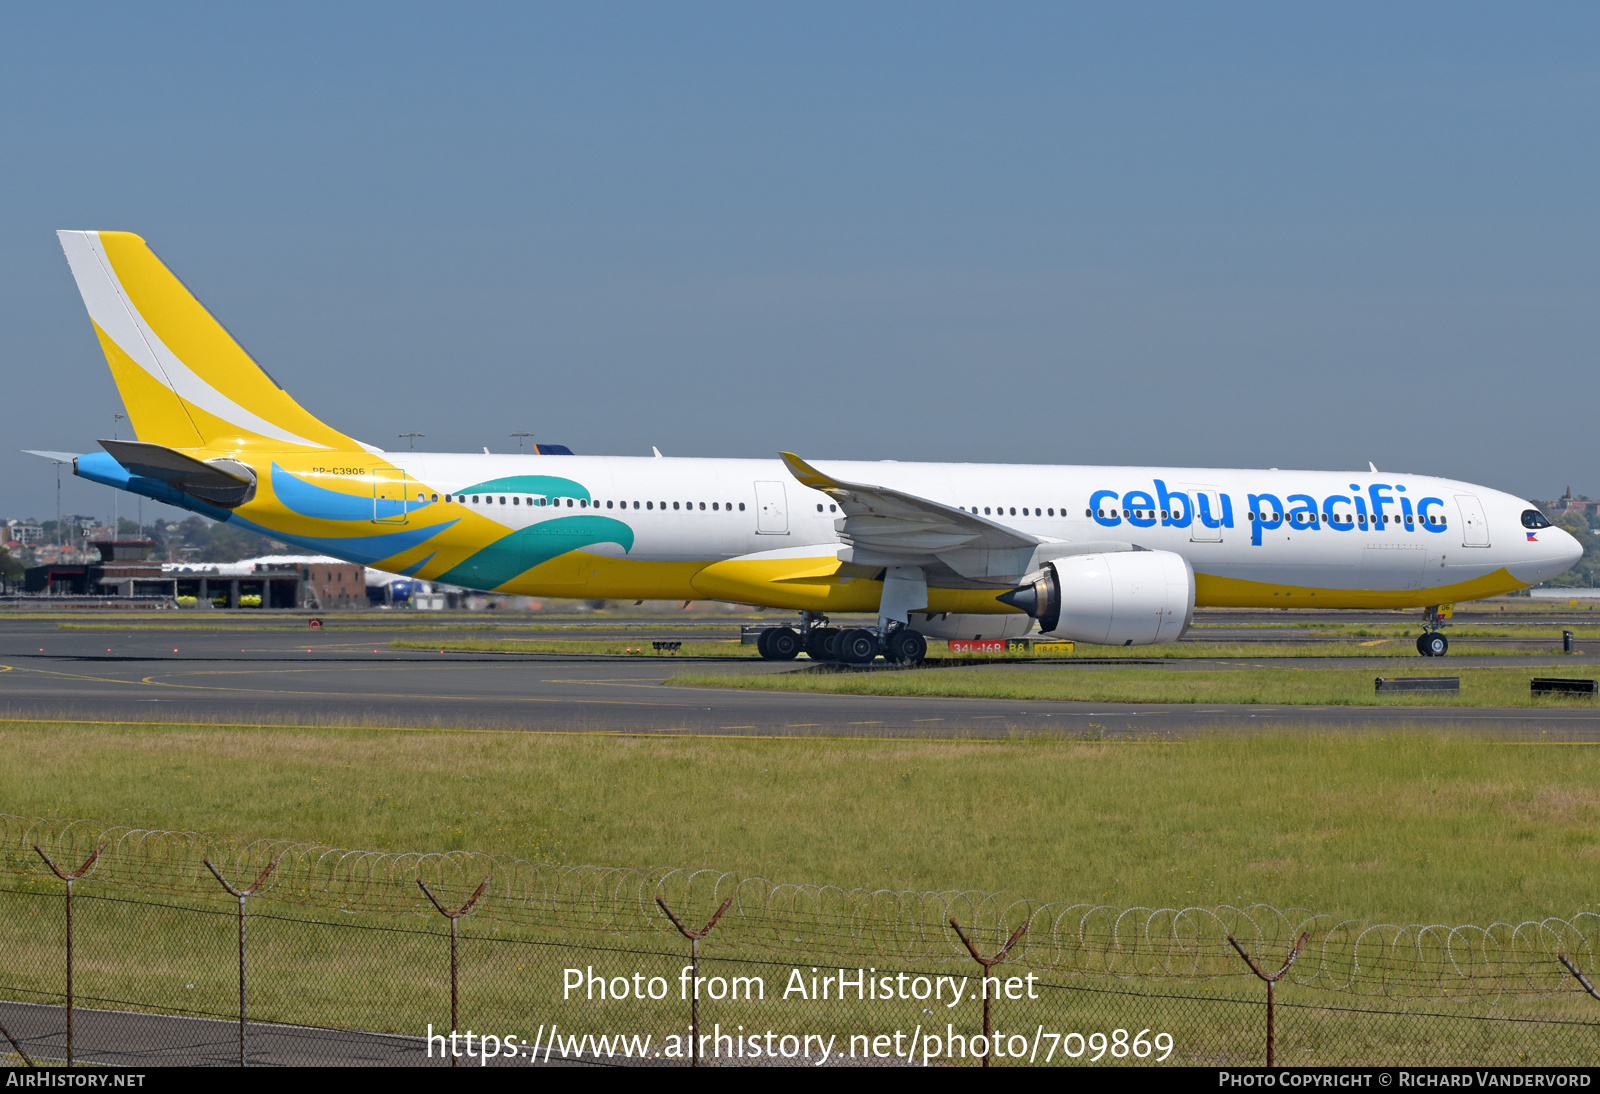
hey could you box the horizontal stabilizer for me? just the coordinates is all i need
[22,449,82,464]
[98,438,257,508]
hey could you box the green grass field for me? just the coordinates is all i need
[2,719,1597,925]
[669,662,1600,706]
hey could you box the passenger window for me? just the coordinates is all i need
[712,502,719,510]
[817,504,824,512]
[472,495,479,504]
[699,502,705,510]
[646,501,653,509]
[738,502,745,511]
[513,496,520,505]
[673,502,680,510]
[984,507,991,515]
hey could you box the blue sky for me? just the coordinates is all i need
[2,3,1596,524]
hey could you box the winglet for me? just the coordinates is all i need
[780,452,841,490]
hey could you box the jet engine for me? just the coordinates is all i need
[999,551,1194,645]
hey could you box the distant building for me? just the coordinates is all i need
[1555,487,1600,517]
[24,539,176,598]
[2,520,43,547]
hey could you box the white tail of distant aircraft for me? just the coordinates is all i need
[39,230,1582,663]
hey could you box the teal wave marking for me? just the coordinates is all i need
[435,515,634,591]
[458,475,589,501]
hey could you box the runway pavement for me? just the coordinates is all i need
[2,615,1599,738]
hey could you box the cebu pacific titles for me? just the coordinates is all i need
[37,231,1582,664]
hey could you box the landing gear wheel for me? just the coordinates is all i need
[805,627,839,661]
[836,628,879,665]
[1417,632,1448,657]
[885,629,927,666]
[764,627,801,660]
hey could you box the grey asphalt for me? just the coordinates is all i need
[1,614,1599,738]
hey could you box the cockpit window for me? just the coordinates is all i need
[1521,509,1552,529]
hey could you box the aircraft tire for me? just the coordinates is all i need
[836,628,879,665]
[1417,632,1448,657]
[805,627,839,661]
[756,628,774,659]
[886,629,928,666]
[765,627,801,660]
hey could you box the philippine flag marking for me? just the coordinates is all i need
[1527,532,1539,541]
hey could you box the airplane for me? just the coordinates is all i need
[33,230,1583,664]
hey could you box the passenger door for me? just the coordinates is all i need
[754,481,789,535]
[1454,494,1489,548]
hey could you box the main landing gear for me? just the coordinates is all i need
[1416,604,1450,657]
[756,613,928,666]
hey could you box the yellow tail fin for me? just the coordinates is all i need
[57,230,362,454]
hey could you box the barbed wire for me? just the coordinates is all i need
[3,813,1594,1003]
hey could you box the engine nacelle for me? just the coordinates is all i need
[907,612,1035,641]
[1002,550,1194,646]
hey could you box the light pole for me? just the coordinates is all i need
[399,432,425,451]
[510,431,532,454]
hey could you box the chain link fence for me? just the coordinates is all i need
[0,814,1596,1067]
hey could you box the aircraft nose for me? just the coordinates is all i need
[1559,526,1584,568]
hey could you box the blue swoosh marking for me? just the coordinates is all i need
[272,463,432,522]
[398,553,434,577]
[435,515,633,591]
[79,452,458,567]
[228,515,461,567]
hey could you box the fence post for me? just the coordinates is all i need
[0,1018,34,1068]
[1557,953,1600,1000]
[33,843,103,1067]
[949,917,1029,1068]
[203,856,282,1067]
[656,896,733,1068]
[417,876,491,1068]
[1227,933,1309,1067]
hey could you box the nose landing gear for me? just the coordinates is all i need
[1416,604,1452,657]
[1416,632,1448,657]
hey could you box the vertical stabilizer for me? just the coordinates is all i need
[56,230,359,453]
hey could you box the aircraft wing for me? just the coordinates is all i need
[780,452,1045,584]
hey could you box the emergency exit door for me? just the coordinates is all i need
[373,469,409,524]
